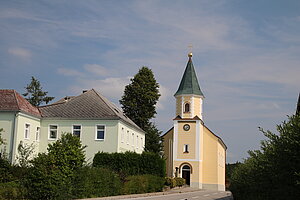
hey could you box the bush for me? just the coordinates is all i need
[165,177,176,188]
[93,151,166,177]
[23,133,86,200]
[122,174,164,194]
[0,181,26,200]
[174,177,186,187]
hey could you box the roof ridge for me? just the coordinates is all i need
[91,88,119,117]
[13,90,21,111]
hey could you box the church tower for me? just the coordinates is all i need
[163,52,226,191]
[172,52,204,188]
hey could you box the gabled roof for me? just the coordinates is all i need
[0,89,41,117]
[174,55,204,97]
[39,89,143,132]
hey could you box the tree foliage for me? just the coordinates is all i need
[144,123,163,155]
[119,67,160,131]
[230,115,300,200]
[119,67,163,154]
[16,141,35,168]
[23,76,54,106]
[24,133,86,200]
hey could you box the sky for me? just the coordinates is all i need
[1,0,299,163]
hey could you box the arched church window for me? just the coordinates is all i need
[184,102,190,113]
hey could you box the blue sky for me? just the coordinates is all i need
[1,0,299,163]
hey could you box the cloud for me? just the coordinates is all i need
[70,77,131,102]
[8,47,31,60]
[57,68,83,77]
[84,64,109,76]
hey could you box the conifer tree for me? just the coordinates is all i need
[23,76,54,106]
[120,67,163,154]
[120,67,160,130]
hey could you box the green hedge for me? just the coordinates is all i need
[72,167,122,198]
[93,151,166,177]
[123,174,165,194]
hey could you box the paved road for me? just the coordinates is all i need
[84,189,233,200]
[121,190,232,200]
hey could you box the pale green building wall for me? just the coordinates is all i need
[117,121,145,154]
[13,113,41,164]
[0,112,16,161]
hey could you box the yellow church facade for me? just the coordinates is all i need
[163,53,226,191]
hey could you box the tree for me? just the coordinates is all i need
[230,114,300,200]
[23,76,54,106]
[119,67,160,131]
[144,123,163,155]
[16,141,35,168]
[24,133,86,199]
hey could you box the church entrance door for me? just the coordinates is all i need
[182,165,191,185]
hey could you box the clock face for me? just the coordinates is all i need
[183,124,190,131]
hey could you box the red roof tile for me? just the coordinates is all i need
[0,90,41,117]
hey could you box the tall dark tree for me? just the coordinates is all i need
[120,67,162,154]
[120,67,160,130]
[144,123,164,155]
[23,76,54,106]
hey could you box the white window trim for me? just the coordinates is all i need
[136,135,139,149]
[35,127,40,142]
[24,123,30,140]
[95,124,106,141]
[127,130,130,145]
[132,133,134,147]
[121,127,124,143]
[72,124,82,139]
[48,124,58,140]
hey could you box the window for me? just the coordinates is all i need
[132,133,134,146]
[35,127,40,141]
[184,103,190,113]
[96,125,105,140]
[136,135,139,149]
[49,125,58,140]
[121,127,124,143]
[141,137,143,149]
[73,125,81,138]
[127,130,130,145]
[24,123,30,139]
[184,144,189,153]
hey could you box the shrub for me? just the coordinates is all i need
[23,133,86,200]
[93,151,166,177]
[122,174,165,194]
[0,181,26,200]
[165,177,177,188]
[72,167,122,198]
[174,177,186,187]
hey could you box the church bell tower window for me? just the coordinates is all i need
[184,102,190,113]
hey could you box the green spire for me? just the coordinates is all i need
[174,54,204,97]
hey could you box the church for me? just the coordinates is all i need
[162,53,226,191]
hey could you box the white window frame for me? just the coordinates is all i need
[121,127,124,143]
[95,124,105,141]
[183,144,189,153]
[127,130,130,145]
[48,124,58,140]
[24,123,30,140]
[35,127,40,142]
[136,135,139,149]
[132,133,134,147]
[72,124,82,139]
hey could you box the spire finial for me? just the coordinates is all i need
[188,44,193,58]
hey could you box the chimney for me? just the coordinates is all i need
[82,90,88,93]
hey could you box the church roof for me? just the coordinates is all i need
[0,89,41,118]
[174,54,204,97]
[39,89,143,132]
